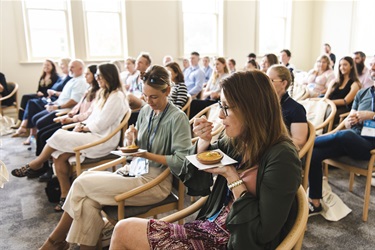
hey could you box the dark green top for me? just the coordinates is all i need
[170,138,301,249]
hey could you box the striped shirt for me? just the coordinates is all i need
[169,82,188,109]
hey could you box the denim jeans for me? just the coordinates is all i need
[308,129,375,199]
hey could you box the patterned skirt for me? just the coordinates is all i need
[147,206,230,250]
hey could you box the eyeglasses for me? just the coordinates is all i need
[95,73,103,80]
[218,100,232,117]
[270,79,284,83]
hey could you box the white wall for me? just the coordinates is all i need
[0,0,371,101]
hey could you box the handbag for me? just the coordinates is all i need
[239,165,258,197]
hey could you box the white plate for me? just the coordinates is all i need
[111,149,147,156]
[186,149,238,170]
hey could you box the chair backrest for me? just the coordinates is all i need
[299,121,315,190]
[189,103,225,143]
[0,82,18,111]
[276,185,308,250]
[181,94,192,117]
[298,98,336,135]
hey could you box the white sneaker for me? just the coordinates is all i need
[371,177,375,187]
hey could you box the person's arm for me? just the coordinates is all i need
[173,84,188,109]
[323,79,335,99]
[290,122,308,149]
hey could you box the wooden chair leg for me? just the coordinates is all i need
[362,174,372,222]
[349,172,354,192]
[323,163,329,178]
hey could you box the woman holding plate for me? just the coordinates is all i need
[110,70,302,249]
[38,65,192,250]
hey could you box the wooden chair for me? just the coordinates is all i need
[322,119,375,222]
[298,98,336,135]
[299,121,315,191]
[0,82,18,116]
[189,103,225,144]
[65,110,131,176]
[161,185,308,250]
[181,94,192,117]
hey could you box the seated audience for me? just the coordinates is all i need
[245,59,259,71]
[202,56,213,82]
[110,70,301,249]
[184,51,205,97]
[0,72,14,106]
[353,51,372,89]
[12,59,60,132]
[45,58,72,103]
[182,58,190,73]
[189,57,229,118]
[37,65,191,249]
[35,64,99,182]
[11,63,129,209]
[227,58,236,74]
[324,56,361,124]
[12,60,87,145]
[308,56,375,216]
[267,65,308,149]
[303,54,335,97]
[121,57,138,90]
[165,62,188,109]
[162,55,173,66]
[247,52,257,61]
[260,53,279,73]
[324,43,336,69]
[280,49,295,70]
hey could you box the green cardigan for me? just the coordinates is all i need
[170,139,301,249]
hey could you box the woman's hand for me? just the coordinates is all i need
[60,117,73,125]
[125,124,137,145]
[193,116,213,142]
[37,91,44,97]
[204,165,239,183]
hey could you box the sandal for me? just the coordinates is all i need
[11,164,31,177]
[11,127,29,138]
[26,165,49,179]
[54,197,66,212]
[39,237,69,250]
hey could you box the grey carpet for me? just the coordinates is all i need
[1,133,375,249]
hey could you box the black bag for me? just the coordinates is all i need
[45,176,61,202]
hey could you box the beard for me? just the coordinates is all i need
[355,62,365,75]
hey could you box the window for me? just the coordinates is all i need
[83,0,126,59]
[258,0,292,55]
[182,0,223,56]
[351,0,375,56]
[22,0,71,60]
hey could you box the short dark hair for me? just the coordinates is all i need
[191,51,200,57]
[353,51,366,58]
[139,53,152,66]
[280,49,291,57]
[248,53,257,58]
[324,43,331,49]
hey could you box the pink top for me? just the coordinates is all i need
[358,67,373,89]
[70,90,96,123]
[304,69,335,97]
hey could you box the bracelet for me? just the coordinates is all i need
[239,190,248,198]
[57,105,61,109]
[227,179,244,190]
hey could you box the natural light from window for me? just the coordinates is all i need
[182,0,222,56]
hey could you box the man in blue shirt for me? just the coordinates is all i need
[202,56,213,82]
[184,51,205,97]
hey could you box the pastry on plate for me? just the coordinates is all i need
[196,151,223,165]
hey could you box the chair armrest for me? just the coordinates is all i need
[114,168,171,202]
[53,114,68,123]
[160,196,208,223]
[62,123,79,130]
[55,109,71,116]
[88,156,127,172]
[324,118,347,135]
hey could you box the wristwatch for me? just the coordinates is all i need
[57,105,61,109]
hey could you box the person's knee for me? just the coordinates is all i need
[334,130,357,141]
[112,219,136,247]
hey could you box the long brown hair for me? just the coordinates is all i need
[97,63,123,108]
[211,57,229,84]
[221,70,290,167]
[333,56,360,89]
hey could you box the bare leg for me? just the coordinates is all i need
[39,212,73,250]
[54,153,74,198]
[109,218,150,250]
[28,145,56,170]
[23,127,37,145]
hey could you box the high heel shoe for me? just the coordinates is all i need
[11,127,29,138]
[10,120,21,129]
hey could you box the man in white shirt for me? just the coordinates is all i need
[353,51,373,89]
[184,51,205,97]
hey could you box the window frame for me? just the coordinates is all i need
[180,0,224,58]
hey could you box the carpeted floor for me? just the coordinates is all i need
[1,132,375,249]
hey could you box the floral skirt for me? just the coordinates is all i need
[147,206,230,250]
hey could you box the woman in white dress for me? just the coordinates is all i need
[11,63,129,209]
